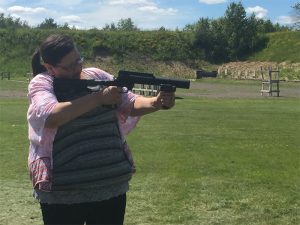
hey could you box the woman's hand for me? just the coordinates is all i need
[154,91,175,110]
[45,86,122,128]
[97,86,122,106]
[130,91,176,117]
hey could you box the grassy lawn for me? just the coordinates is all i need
[0,79,299,225]
[249,31,300,63]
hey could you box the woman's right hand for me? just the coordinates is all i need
[97,86,122,106]
[45,87,122,129]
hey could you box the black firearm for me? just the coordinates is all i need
[53,70,190,102]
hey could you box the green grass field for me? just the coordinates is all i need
[0,79,299,225]
[249,31,300,63]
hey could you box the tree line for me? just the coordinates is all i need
[0,2,298,64]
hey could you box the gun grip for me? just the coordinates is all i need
[159,84,176,92]
[159,84,176,110]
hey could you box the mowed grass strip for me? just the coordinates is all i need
[125,98,299,225]
[0,81,299,225]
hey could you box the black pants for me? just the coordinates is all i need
[40,194,126,225]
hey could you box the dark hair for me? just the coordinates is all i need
[31,34,75,76]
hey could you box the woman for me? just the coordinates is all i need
[27,34,175,225]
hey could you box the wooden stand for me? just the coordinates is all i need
[261,67,280,97]
[132,84,159,96]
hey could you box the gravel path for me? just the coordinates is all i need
[181,81,300,99]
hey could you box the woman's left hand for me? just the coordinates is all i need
[156,91,176,110]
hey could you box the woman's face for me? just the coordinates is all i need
[51,49,83,79]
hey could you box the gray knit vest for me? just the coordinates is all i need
[51,104,133,191]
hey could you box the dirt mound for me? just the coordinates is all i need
[218,61,300,80]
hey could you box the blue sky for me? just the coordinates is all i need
[0,0,298,29]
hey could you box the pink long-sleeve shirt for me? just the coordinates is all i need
[27,68,140,191]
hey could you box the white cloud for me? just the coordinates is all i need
[74,0,178,29]
[0,7,5,13]
[77,2,181,30]
[138,6,177,15]
[60,15,82,24]
[246,6,268,19]
[60,0,83,4]
[107,0,154,6]
[8,6,47,14]
[276,16,298,25]
[0,0,228,30]
[198,0,226,4]
[105,0,177,16]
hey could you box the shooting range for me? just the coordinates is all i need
[1,1,300,224]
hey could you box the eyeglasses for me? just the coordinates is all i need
[56,57,84,71]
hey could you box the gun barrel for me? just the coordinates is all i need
[155,77,190,89]
[118,70,190,89]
